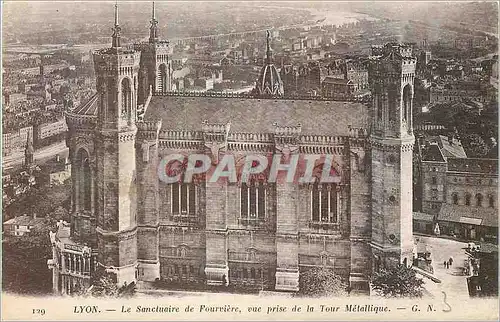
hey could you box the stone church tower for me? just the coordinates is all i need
[92,3,141,285]
[369,44,416,269]
[135,2,173,106]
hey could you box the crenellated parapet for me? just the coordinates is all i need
[369,43,416,86]
[159,130,203,141]
[156,128,354,155]
[93,49,141,77]
[65,112,98,130]
[152,90,372,103]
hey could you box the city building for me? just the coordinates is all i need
[417,141,498,243]
[430,81,489,104]
[49,5,418,296]
[466,243,498,297]
[346,61,369,92]
[3,126,33,157]
[36,119,68,141]
[321,76,353,99]
[3,214,46,237]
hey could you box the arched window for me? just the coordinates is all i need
[452,193,459,205]
[159,64,167,92]
[171,183,196,215]
[377,95,383,121]
[388,87,397,122]
[76,149,91,211]
[489,195,495,208]
[121,78,131,120]
[311,183,338,223]
[476,193,483,207]
[240,182,266,221]
[374,83,383,121]
[106,78,115,120]
[402,84,412,123]
[465,193,471,206]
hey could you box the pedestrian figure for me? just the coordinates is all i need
[446,262,449,269]
[443,261,447,268]
[448,257,453,266]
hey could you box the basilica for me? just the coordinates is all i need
[48,3,417,295]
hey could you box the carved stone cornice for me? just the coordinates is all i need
[300,145,345,155]
[96,225,137,241]
[228,142,274,153]
[205,229,229,236]
[118,129,137,142]
[276,233,299,241]
[158,140,203,150]
[137,224,160,231]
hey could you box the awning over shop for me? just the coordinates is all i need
[413,212,434,222]
[438,204,498,227]
[459,217,483,225]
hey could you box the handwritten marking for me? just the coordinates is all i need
[442,291,452,312]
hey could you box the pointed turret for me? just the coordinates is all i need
[111,1,121,48]
[254,30,283,97]
[149,1,159,43]
[266,30,273,65]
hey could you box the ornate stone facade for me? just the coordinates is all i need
[49,6,417,296]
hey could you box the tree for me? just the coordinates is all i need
[461,133,489,158]
[299,267,349,297]
[371,265,424,298]
[2,224,54,294]
[87,268,119,297]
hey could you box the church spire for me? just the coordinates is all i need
[149,1,159,43]
[266,30,273,65]
[24,130,34,167]
[111,1,122,48]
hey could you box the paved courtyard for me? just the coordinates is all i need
[416,236,470,299]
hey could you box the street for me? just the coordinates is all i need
[417,236,470,300]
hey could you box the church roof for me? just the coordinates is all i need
[323,77,352,85]
[433,135,467,158]
[421,143,446,162]
[71,93,99,116]
[144,95,369,136]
